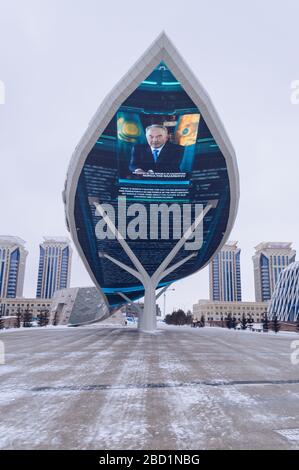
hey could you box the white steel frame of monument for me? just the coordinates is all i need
[64,32,239,332]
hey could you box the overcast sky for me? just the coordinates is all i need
[1,0,299,314]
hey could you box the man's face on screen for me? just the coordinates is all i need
[146,127,168,148]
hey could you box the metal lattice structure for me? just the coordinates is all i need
[268,262,299,321]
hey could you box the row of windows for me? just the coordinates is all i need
[6,308,50,313]
[45,246,64,256]
[205,313,264,318]
[204,306,261,311]
[271,255,289,266]
[203,311,265,315]
[1,303,50,307]
[220,251,239,260]
[206,314,263,320]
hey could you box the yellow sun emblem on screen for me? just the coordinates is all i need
[176,114,200,146]
[117,117,142,143]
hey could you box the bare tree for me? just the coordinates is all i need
[23,306,33,328]
[16,307,23,328]
[271,314,281,334]
[262,313,269,333]
[38,309,50,327]
[241,313,247,330]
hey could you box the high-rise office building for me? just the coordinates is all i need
[252,242,296,302]
[209,241,242,301]
[0,236,28,298]
[36,237,72,299]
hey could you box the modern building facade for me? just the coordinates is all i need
[0,236,28,298]
[209,241,241,301]
[49,287,109,325]
[193,299,268,323]
[253,242,296,302]
[36,237,72,299]
[268,262,299,321]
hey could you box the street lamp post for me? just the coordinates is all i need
[163,287,175,319]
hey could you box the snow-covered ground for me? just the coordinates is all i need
[0,324,299,450]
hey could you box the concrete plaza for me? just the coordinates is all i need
[1,324,299,450]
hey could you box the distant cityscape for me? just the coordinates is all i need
[194,241,297,326]
[0,235,72,300]
[0,235,298,325]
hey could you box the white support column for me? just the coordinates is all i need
[117,285,172,329]
[140,279,157,331]
[94,202,213,332]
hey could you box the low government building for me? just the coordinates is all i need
[193,299,269,323]
[0,297,52,317]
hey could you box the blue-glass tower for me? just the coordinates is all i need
[0,236,28,298]
[253,242,296,302]
[210,241,242,301]
[36,237,72,299]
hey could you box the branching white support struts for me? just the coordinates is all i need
[94,202,214,332]
[117,284,172,329]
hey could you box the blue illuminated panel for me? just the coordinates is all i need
[74,63,230,306]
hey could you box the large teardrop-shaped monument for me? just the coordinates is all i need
[63,33,239,332]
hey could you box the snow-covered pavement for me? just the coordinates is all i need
[1,324,299,449]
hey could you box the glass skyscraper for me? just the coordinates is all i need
[36,237,72,299]
[252,242,296,302]
[268,262,299,321]
[209,241,242,301]
[0,236,28,298]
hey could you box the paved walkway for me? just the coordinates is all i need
[1,324,299,449]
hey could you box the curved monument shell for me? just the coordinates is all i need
[63,33,239,331]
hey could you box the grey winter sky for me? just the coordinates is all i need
[0,0,299,314]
